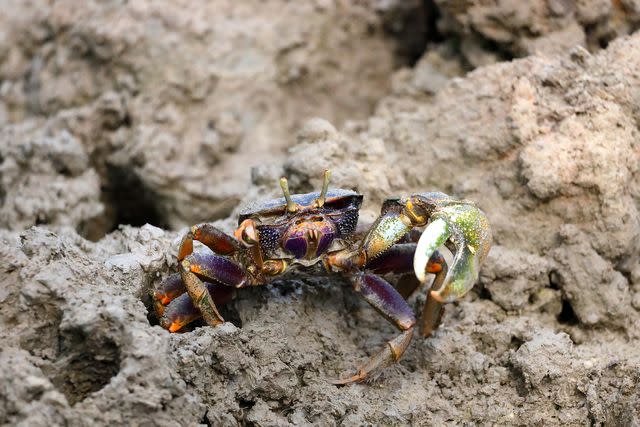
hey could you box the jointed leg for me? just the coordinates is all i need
[364,243,449,336]
[365,243,416,275]
[175,224,243,328]
[178,223,240,260]
[154,252,245,331]
[179,252,247,327]
[160,282,235,332]
[394,274,422,300]
[161,222,246,331]
[332,273,416,385]
[154,273,186,317]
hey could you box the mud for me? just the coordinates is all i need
[1,1,640,426]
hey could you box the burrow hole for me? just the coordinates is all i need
[47,328,121,405]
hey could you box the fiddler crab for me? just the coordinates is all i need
[153,170,491,384]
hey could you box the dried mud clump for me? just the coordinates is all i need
[1,2,640,426]
[0,0,410,232]
[0,123,102,234]
[435,0,640,67]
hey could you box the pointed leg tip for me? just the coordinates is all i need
[420,328,434,338]
[154,292,172,305]
[429,290,445,303]
[329,370,367,385]
[165,320,184,333]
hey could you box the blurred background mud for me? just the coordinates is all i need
[1,1,639,425]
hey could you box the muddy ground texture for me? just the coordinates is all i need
[1,1,640,426]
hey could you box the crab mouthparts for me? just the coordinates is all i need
[283,221,336,259]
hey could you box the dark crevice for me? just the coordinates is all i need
[423,0,443,45]
[200,410,213,427]
[508,365,529,398]
[510,336,524,350]
[557,298,579,326]
[548,272,560,290]
[79,162,169,241]
[477,284,492,301]
[0,154,5,206]
[105,163,167,231]
[141,290,160,327]
[239,398,255,409]
[460,35,514,70]
[379,0,444,67]
[220,301,244,329]
[584,23,618,51]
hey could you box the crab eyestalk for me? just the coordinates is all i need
[315,169,331,208]
[279,177,299,213]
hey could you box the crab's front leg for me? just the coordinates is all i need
[344,197,446,336]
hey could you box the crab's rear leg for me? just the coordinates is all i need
[154,273,186,317]
[332,273,416,385]
[178,252,247,327]
[160,282,235,332]
[172,224,245,329]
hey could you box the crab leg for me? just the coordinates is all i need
[332,273,416,385]
[154,273,185,305]
[365,243,423,300]
[172,223,245,329]
[153,273,186,317]
[357,193,490,339]
[178,223,240,260]
[179,252,247,328]
[160,282,235,332]
[365,243,449,336]
[365,243,415,274]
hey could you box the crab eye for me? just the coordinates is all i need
[242,225,257,244]
[235,219,258,245]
